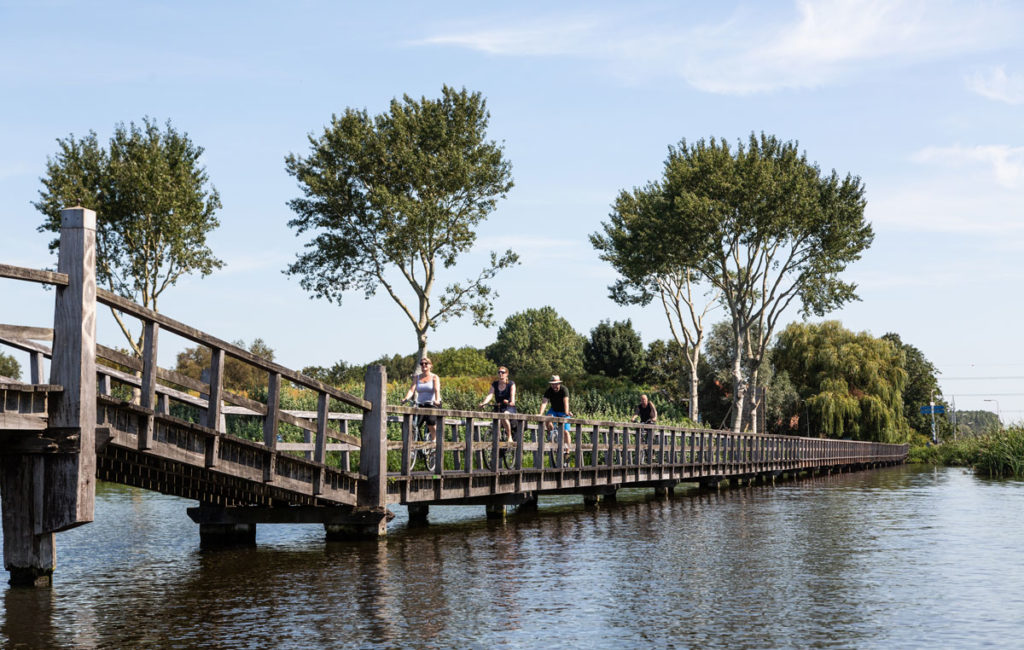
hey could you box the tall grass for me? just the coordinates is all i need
[910,427,1024,479]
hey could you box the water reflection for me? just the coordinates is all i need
[1,466,1022,647]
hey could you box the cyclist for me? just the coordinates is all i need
[539,374,572,454]
[631,394,657,425]
[403,357,441,442]
[631,393,657,463]
[479,366,516,444]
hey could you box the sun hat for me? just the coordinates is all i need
[549,375,561,384]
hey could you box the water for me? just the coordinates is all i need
[2,465,1022,648]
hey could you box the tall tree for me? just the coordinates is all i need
[583,319,645,380]
[773,321,910,443]
[592,185,718,420]
[285,86,517,361]
[882,332,951,440]
[34,118,223,356]
[486,306,585,381]
[603,133,873,432]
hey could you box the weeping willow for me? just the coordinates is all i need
[774,321,910,443]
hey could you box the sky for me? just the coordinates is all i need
[1,0,1023,423]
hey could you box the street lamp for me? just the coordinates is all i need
[984,399,1001,428]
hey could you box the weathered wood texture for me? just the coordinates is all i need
[358,365,387,509]
[43,207,97,533]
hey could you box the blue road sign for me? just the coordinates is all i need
[920,405,945,415]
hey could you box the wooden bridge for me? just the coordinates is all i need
[0,208,908,586]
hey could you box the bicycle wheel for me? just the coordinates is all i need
[500,428,516,469]
[478,423,494,471]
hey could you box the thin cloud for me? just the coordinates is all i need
[967,65,1024,104]
[416,0,1020,94]
[912,145,1024,189]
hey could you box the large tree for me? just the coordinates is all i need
[601,133,873,432]
[773,321,910,443]
[175,339,275,396]
[486,306,585,381]
[882,332,951,440]
[34,118,223,356]
[285,86,517,361]
[592,189,718,421]
[583,319,645,380]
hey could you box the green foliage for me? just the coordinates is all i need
[34,117,223,355]
[910,428,1024,479]
[882,332,951,440]
[583,319,645,380]
[773,321,911,443]
[486,306,585,382]
[0,352,21,381]
[174,339,276,396]
[284,85,517,358]
[430,346,493,377]
[598,133,873,431]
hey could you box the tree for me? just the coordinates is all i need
[592,189,719,421]
[772,321,910,443]
[583,319,645,380]
[34,118,223,356]
[604,133,873,432]
[0,352,21,381]
[486,307,585,381]
[431,346,493,376]
[882,332,951,440]
[175,339,275,396]
[284,86,518,361]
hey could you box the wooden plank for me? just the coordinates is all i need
[0,324,54,341]
[0,412,48,431]
[0,263,68,286]
[0,334,51,356]
[205,348,224,432]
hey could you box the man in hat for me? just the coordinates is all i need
[539,375,572,452]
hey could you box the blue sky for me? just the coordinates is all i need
[2,0,1023,422]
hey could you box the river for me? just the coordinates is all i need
[1,465,1021,648]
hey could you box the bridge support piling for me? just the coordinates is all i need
[1,456,55,586]
[485,504,509,520]
[356,365,390,537]
[1,208,97,587]
[199,523,256,549]
[324,507,392,540]
[407,504,429,526]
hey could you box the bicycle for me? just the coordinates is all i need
[404,400,438,473]
[478,417,518,470]
[544,414,573,468]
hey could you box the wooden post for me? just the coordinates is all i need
[205,348,224,433]
[2,208,96,585]
[29,352,44,385]
[359,365,387,510]
[42,207,97,532]
[263,372,281,483]
[137,320,158,450]
[327,365,389,540]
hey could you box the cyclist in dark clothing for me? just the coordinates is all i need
[632,394,657,424]
[479,366,516,442]
[539,375,572,452]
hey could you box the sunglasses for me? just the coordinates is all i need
[498,370,507,374]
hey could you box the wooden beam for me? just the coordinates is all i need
[0,263,68,286]
[0,325,54,341]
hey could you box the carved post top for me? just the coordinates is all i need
[60,207,96,230]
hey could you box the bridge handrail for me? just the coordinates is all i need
[0,263,68,287]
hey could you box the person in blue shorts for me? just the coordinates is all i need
[539,374,572,452]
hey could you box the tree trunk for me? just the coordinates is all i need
[731,354,746,433]
[687,358,700,423]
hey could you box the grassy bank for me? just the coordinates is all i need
[910,427,1024,478]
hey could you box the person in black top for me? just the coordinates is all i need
[539,375,572,452]
[479,366,516,442]
[631,394,657,424]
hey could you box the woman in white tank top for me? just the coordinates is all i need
[403,357,441,440]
